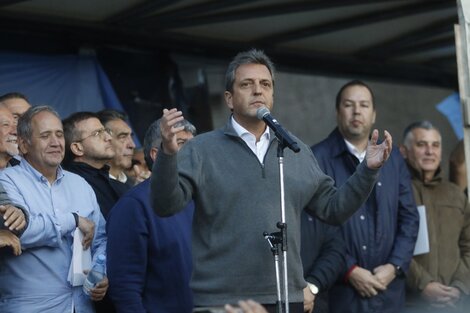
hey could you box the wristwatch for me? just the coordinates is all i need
[307,283,319,295]
[393,264,404,278]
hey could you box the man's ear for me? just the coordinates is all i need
[399,144,407,159]
[224,91,233,110]
[18,138,28,155]
[150,147,158,162]
[70,142,84,157]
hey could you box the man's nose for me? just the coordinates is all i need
[253,82,262,94]
[9,124,17,136]
[128,137,136,149]
[352,104,361,114]
[104,132,112,141]
[50,135,61,145]
[425,145,433,154]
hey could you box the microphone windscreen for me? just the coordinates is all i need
[256,106,270,120]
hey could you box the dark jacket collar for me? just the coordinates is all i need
[65,161,110,176]
[326,128,350,158]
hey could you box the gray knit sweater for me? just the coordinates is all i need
[151,120,379,306]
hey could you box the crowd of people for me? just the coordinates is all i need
[0,49,469,313]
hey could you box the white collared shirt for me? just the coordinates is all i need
[109,171,128,183]
[231,116,271,164]
[344,139,366,163]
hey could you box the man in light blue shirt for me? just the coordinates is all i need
[0,106,108,313]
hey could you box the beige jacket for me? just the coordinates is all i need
[406,167,470,295]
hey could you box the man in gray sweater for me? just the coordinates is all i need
[151,49,392,313]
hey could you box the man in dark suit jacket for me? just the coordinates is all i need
[311,80,419,313]
[301,210,346,313]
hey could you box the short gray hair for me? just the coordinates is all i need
[402,120,440,148]
[143,118,196,168]
[225,49,275,92]
[18,105,61,144]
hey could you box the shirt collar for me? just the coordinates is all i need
[109,171,128,183]
[20,158,65,183]
[343,138,366,162]
[231,116,270,141]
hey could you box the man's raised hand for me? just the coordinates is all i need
[366,129,392,169]
[160,108,185,155]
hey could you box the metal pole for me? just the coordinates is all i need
[278,155,289,313]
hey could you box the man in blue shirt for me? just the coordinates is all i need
[0,105,108,313]
[107,118,196,313]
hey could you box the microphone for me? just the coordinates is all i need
[256,107,300,153]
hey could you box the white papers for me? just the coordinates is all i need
[413,205,430,256]
[67,228,92,286]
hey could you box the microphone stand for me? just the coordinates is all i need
[264,137,299,313]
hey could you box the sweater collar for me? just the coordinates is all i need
[223,114,273,140]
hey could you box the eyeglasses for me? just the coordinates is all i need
[75,128,113,142]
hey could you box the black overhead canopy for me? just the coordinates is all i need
[0,0,459,88]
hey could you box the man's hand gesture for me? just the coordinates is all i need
[0,205,27,231]
[366,129,392,169]
[78,216,95,249]
[422,282,460,307]
[349,266,386,298]
[373,264,396,288]
[160,108,185,155]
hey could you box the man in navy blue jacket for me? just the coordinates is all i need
[312,80,419,313]
[301,210,346,313]
[106,118,196,313]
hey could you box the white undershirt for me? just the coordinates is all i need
[344,139,366,163]
[231,116,270,164]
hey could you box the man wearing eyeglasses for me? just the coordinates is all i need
[63,112,130,219]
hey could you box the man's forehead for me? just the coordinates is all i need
[413,128,441,142]
[32,111,62,130]
[77,117,102,130]
[235,63,272,80]
[2,98,30,109]
[176,131,194,140]
[0,108,13,120]
[107,119,131,132]
[341,85,372,101]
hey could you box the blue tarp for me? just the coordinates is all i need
[0,51,140,145]
[436,92,463,140]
